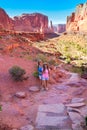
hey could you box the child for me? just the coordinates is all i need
[38,60,43,87]
[42,62,50,90]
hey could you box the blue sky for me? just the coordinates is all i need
[0,0,86,24]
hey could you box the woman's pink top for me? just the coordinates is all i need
[42,69,49,78]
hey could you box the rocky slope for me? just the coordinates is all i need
[66,2,87,33]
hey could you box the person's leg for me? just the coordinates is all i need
[42,80,45,90]
[41,76,46,90]
[39,76,42,89]
[45,80,48,90]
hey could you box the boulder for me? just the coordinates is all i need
[15,92,27,98]
[66,103,86,108]
[29,86,40,92]
[71,98,85,103]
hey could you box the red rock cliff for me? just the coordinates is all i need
[0,8,13,30]
[66,2,87,33]
[13,13,48,33]
[57,24,66,33]
[0,8,49,33]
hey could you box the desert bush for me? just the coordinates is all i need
[82,48,87,54]
[64,46,69,52]
[0,36,2,39]
[33,71,38,78]
[71,66,83,75]
[65,58,71,64]
[9,65,26,81]
[74,55,79,60]
[64,53,71,64]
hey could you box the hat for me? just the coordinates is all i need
[43,62,48,65]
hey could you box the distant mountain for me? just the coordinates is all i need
[53,24,66,33]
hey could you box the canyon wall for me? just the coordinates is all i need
[66,2,87,33]
[53,24,66,33]
[57,24,66,33]
[0,8,48,33]
[13,13,48,33]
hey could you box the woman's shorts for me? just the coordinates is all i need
[42,76,49,80]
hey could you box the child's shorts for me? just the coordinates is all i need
[39,75,42,80]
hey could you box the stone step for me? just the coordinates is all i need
[36,104,72,130]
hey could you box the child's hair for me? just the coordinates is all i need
[43,62,49,72]
[38,59,42,68]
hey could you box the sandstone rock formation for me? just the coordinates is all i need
[0,8,13,30]
[13,13,48,33]
[66,2,87,33]
[53,24,66,33]
[57,24,66,33]
[0,8,49,33]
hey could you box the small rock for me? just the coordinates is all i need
[71,98,85,103]
[80,106,87,117]
[20,125,34,130]
[72,88,85,96]
[15,92,27,98]
[72,123,84,130]
[39,104,66,113]
[55,85,70,91]
[67,107,81,114]
[68,112,84,124]
[29,86,40,92]
[66,103,86,108]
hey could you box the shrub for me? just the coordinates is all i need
[33,71,38,78]
[9,65,26,81]
[0,36,2,39]
[65,58,71,64]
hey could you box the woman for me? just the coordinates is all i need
[42,63,50,90]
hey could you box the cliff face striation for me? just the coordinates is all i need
[0,8,48,33]
[66,2,87,33]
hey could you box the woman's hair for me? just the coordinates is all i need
[38,60,42,68]
[43,63,49,72]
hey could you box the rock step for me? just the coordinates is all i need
[36,104,72,130]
